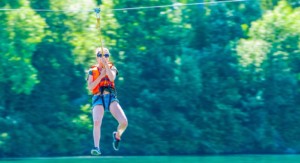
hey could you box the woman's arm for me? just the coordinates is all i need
[105,66,117,81]
[87,68,106,91]
[102,58,117,81]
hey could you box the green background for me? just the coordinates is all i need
[1,0,300,158]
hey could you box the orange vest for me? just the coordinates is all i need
[90,64,116,94]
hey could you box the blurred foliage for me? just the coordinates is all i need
[0,0,300,157]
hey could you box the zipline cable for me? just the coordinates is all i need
[111,0,247,11]
[0,0,248,12]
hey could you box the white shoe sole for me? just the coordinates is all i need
[91,150,101,156]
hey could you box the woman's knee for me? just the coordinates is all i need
[120,119,128,127]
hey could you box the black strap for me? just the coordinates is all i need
[108,93,112,110]
[99,86,114,110]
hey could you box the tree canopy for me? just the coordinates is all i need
[1,0,300,157]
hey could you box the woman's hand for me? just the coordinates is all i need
[101,57,109,69]
[100,68,106,75]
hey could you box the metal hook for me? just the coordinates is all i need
[94,8,101,18]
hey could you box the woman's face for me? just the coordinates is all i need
[96,48,110,64]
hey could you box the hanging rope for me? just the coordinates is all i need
[94,8,104,55]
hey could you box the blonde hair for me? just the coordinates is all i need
[95,47,110,54]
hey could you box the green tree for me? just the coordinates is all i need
[237,0,300,153]
[183,0,262,154]
[0,0,45,156]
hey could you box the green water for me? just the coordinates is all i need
[1,155,300,163]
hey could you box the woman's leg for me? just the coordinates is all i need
[93,105,104,148]
[110,101,128,139]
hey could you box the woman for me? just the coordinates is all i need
[87,47,128,155]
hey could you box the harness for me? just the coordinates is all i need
[99,86,116,111]
[90,66,117,111]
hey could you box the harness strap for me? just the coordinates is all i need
[100,86,113,111]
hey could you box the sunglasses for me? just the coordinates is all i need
[97,53,110,58]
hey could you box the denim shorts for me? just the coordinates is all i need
[92,94,119,112]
